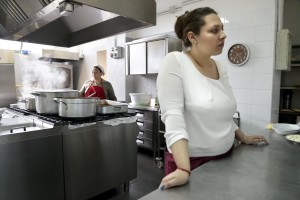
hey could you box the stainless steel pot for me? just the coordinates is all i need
[24,97,36,111]
[54,97,98,118]
[31,89,79,114]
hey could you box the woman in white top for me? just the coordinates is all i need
[157,7,268,190]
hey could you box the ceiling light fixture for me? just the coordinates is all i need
[59,2,74,17]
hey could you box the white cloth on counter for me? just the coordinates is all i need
[157,52,239,157]
[102,116,137,126]
[0,108,5,114]
[68,122,97,129]
[68,116,137,129]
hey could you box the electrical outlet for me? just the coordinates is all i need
[110,46,122,59]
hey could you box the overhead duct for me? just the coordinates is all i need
[0,0,156,47]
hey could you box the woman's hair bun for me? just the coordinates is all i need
[174,12,188,40]
[174,7,218,47]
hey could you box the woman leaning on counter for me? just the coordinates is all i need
[157,7,269,190]
[79,65,117,100]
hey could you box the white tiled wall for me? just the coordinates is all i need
[106,34,127,101]
[125,75,157,102]
[127,0,281,134]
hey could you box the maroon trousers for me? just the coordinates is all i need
[164,146,234,175]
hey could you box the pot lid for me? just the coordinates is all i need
[33,89,78,92]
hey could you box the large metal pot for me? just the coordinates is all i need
[24,97,36,111]
[54,97,98,118]
[31,89,78,114]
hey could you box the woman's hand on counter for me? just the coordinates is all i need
[235,129,269,145]
[160,169,189,190]
[242,135,269,145]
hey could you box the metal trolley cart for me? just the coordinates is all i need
[233,111,240,126]
[155,108,165,168]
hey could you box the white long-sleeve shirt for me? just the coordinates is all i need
[157,51,239,157]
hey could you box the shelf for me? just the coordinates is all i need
[291,60,300,67]
[292,45,300,49]
[291,64,300,67]
[279,109,300,115]
[291,45,300,67]
[280,86,300,90]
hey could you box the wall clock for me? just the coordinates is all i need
[228,43,250,66]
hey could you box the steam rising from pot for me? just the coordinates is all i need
[14,53,70,98]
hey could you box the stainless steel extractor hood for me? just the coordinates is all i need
[0,0,156,47]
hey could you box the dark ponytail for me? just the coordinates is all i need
[174,7,218,47]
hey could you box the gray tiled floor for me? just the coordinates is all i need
[89,148,164,200]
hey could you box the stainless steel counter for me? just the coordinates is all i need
[0,126,64,200]
[63,121,139,200]
[128,104,159,112]
[140,130,300,200]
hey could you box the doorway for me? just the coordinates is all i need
[97,50,107,80]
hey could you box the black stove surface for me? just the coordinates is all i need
[8,107,135,126]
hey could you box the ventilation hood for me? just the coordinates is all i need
[39,49,79,60]
[0,0,156,47]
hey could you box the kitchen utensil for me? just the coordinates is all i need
[24,97,36,111]
[282,89,293,109]
[129,93,151,106]
[272,123,300,135]
[54,97,98,118]
[31,89,78,114]
[97,100,128,114]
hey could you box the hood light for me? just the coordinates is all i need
[59,2,74,17]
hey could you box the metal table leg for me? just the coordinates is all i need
[123,181,130,192]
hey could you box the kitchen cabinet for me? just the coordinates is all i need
[147,40,166,74]
[126,34,182,75]
[129,43,147,74]
[279,45,300,123]
[279,86,300,123]
[129,107,165,160]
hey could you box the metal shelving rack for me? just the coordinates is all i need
[291,45,300,67]
[155,108,165,168]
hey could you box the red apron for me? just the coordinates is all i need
[84,85,106,99]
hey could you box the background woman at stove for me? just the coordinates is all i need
[79,65,117,100]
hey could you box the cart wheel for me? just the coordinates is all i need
[156,160,163,168]
[155,157,163,168]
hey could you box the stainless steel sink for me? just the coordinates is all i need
[0,116,53,136]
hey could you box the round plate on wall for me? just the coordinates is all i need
[228,43,250,66]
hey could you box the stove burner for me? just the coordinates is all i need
[8,107,134,125]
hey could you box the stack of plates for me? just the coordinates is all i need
[272,123,300,135]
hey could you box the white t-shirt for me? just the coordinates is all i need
[157,51,239,157]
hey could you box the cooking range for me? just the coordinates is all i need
[8,107,134,126]
[1,107,138,200]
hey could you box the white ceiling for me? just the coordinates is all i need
[155,0,190,14]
